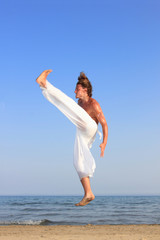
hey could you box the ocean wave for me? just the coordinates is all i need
[10,202,44,206]
[21,208,44,212]
[0,219,54,226]
[0,219,86,226]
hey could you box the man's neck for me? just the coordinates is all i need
[79,95,90,103]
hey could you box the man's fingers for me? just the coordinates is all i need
[100,151,104,157]
[99,144,105,157]
[100,147,104,157]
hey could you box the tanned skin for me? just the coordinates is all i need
[36,70,108,206]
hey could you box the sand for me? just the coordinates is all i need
[0,225,160,240]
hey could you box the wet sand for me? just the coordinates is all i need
[0,225,160,240]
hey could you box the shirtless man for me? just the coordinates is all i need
[36,70,108,206]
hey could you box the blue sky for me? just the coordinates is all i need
[0,0,160,195]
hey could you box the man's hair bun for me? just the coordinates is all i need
[78,72,87,80]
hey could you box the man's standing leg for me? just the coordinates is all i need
[75,177,95,206]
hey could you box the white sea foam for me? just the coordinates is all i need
[0,219,49,226]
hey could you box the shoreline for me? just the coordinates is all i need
[0,224,160,240]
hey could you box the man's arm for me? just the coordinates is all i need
[93,100,108,157]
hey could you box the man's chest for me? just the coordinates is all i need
[80,104,95,118]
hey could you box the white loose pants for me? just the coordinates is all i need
[40,81,100,179]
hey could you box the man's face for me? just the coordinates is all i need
[74,84,87,99]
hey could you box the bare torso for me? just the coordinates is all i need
[78,98,99,124]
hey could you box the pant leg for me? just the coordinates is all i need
[40,80,96,130]
[74,128,96,180]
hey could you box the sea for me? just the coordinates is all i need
[0,196,160,226]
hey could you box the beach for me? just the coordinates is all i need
[0,225,160,240]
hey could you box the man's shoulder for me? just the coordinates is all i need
[90,98,100,106]
[90,98,102,113]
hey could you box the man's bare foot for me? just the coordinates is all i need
[75,195,95,207]
[36,70,52,87]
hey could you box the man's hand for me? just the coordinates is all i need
[99,143,106,157]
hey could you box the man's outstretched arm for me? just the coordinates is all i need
[93,101,108,157]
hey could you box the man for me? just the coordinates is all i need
[36,70,108,206]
